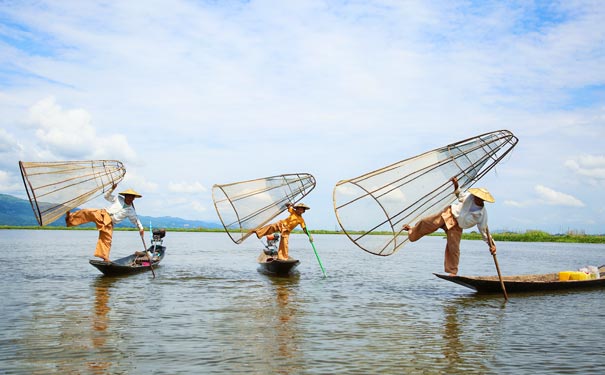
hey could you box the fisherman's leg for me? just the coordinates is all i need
[406,211,445,242]
[444,225,462,275]
[255,223,280,239]
[66,208,103,227]
[94,214,113,262]
[277,232,290,260]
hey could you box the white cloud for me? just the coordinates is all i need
[27,97,96,157]
[503,185,585,208]
[121,172,159,195]
[565,154,605,179]
[0,128,23,154]
[503,200,528,208]
[535,185,584,207]
[0,170,23,192]
[168,181,208,194]
[191,200,209,213]
[24,97,138,162]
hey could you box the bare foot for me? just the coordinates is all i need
[402,224,411,231]
[448,273,457,276]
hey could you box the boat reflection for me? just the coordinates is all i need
[440,296,506,373]
[263,276,303,375]
[88,276,123,373]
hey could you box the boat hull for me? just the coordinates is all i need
[435,267,605,294]
[90,245,166,276]
[257,252,300,276]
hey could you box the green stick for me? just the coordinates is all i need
[306,229,326,278]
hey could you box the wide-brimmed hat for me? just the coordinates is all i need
[119,189,142,198]
[293,202,310,210]
[468,188,494,203]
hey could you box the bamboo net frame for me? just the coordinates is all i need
[19,160,126,226]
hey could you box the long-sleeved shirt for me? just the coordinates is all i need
[451,190,489,243]
[104,190,144,231]
[280,206,307,232]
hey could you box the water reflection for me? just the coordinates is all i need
[275,280,295,357]
[88,275,137,374]
[266,275,303,375]
[89,277,114,373]
[442,303,463,366]
[440,296,506,374]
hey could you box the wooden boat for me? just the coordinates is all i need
[256,233,300,276]
[434,265,605,294]
[90,229,167,276]
[257,252,300,276]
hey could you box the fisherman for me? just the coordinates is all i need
[254,202,312,261]
[402,177,496,276]
[66,184,144,262]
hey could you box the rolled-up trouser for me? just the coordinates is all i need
[255,221,291,260]
[66,209,114,261]
[407,206,463,275]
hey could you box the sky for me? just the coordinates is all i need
[1,0,604,234]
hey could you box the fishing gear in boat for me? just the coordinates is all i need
[333,130,518,256]
[19,160,126,226]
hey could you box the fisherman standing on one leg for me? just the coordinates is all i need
[402,177,496,276]
[66,184,144,262]
[254,202,311,261]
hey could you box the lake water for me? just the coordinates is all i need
[1,229,604,374]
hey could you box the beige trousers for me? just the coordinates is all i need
[255,221,290,260]
[407,206,463,275]
[66,209,114,261]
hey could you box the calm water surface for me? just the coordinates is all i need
[1,230,604,374]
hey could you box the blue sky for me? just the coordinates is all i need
[1,0,604,234]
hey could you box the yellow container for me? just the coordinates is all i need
[558,271,573,281]
[569,271,589,281]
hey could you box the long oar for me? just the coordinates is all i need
[140,232,156,278]
[305,228,326,278]
[487,228,507,301]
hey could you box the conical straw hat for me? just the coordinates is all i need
[468,188,494,203]
[119,188,142,198]
[293,202,310,210]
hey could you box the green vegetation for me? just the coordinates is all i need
[462,230,605,244]
[3,225,605,244]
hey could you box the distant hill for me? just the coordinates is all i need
[0,194,221,229]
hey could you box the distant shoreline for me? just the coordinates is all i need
[2,226,604,244]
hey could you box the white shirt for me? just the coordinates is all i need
[104,190,144,231]
[451,190,489,243]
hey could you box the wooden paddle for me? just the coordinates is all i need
[486,228,507,301]
[140,233,156,278]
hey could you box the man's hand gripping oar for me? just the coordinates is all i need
[305,227,326,278]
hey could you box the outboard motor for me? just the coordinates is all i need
[152,228,166,244]
[263,233,280,256]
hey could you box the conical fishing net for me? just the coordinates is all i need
[19,160,126,226]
